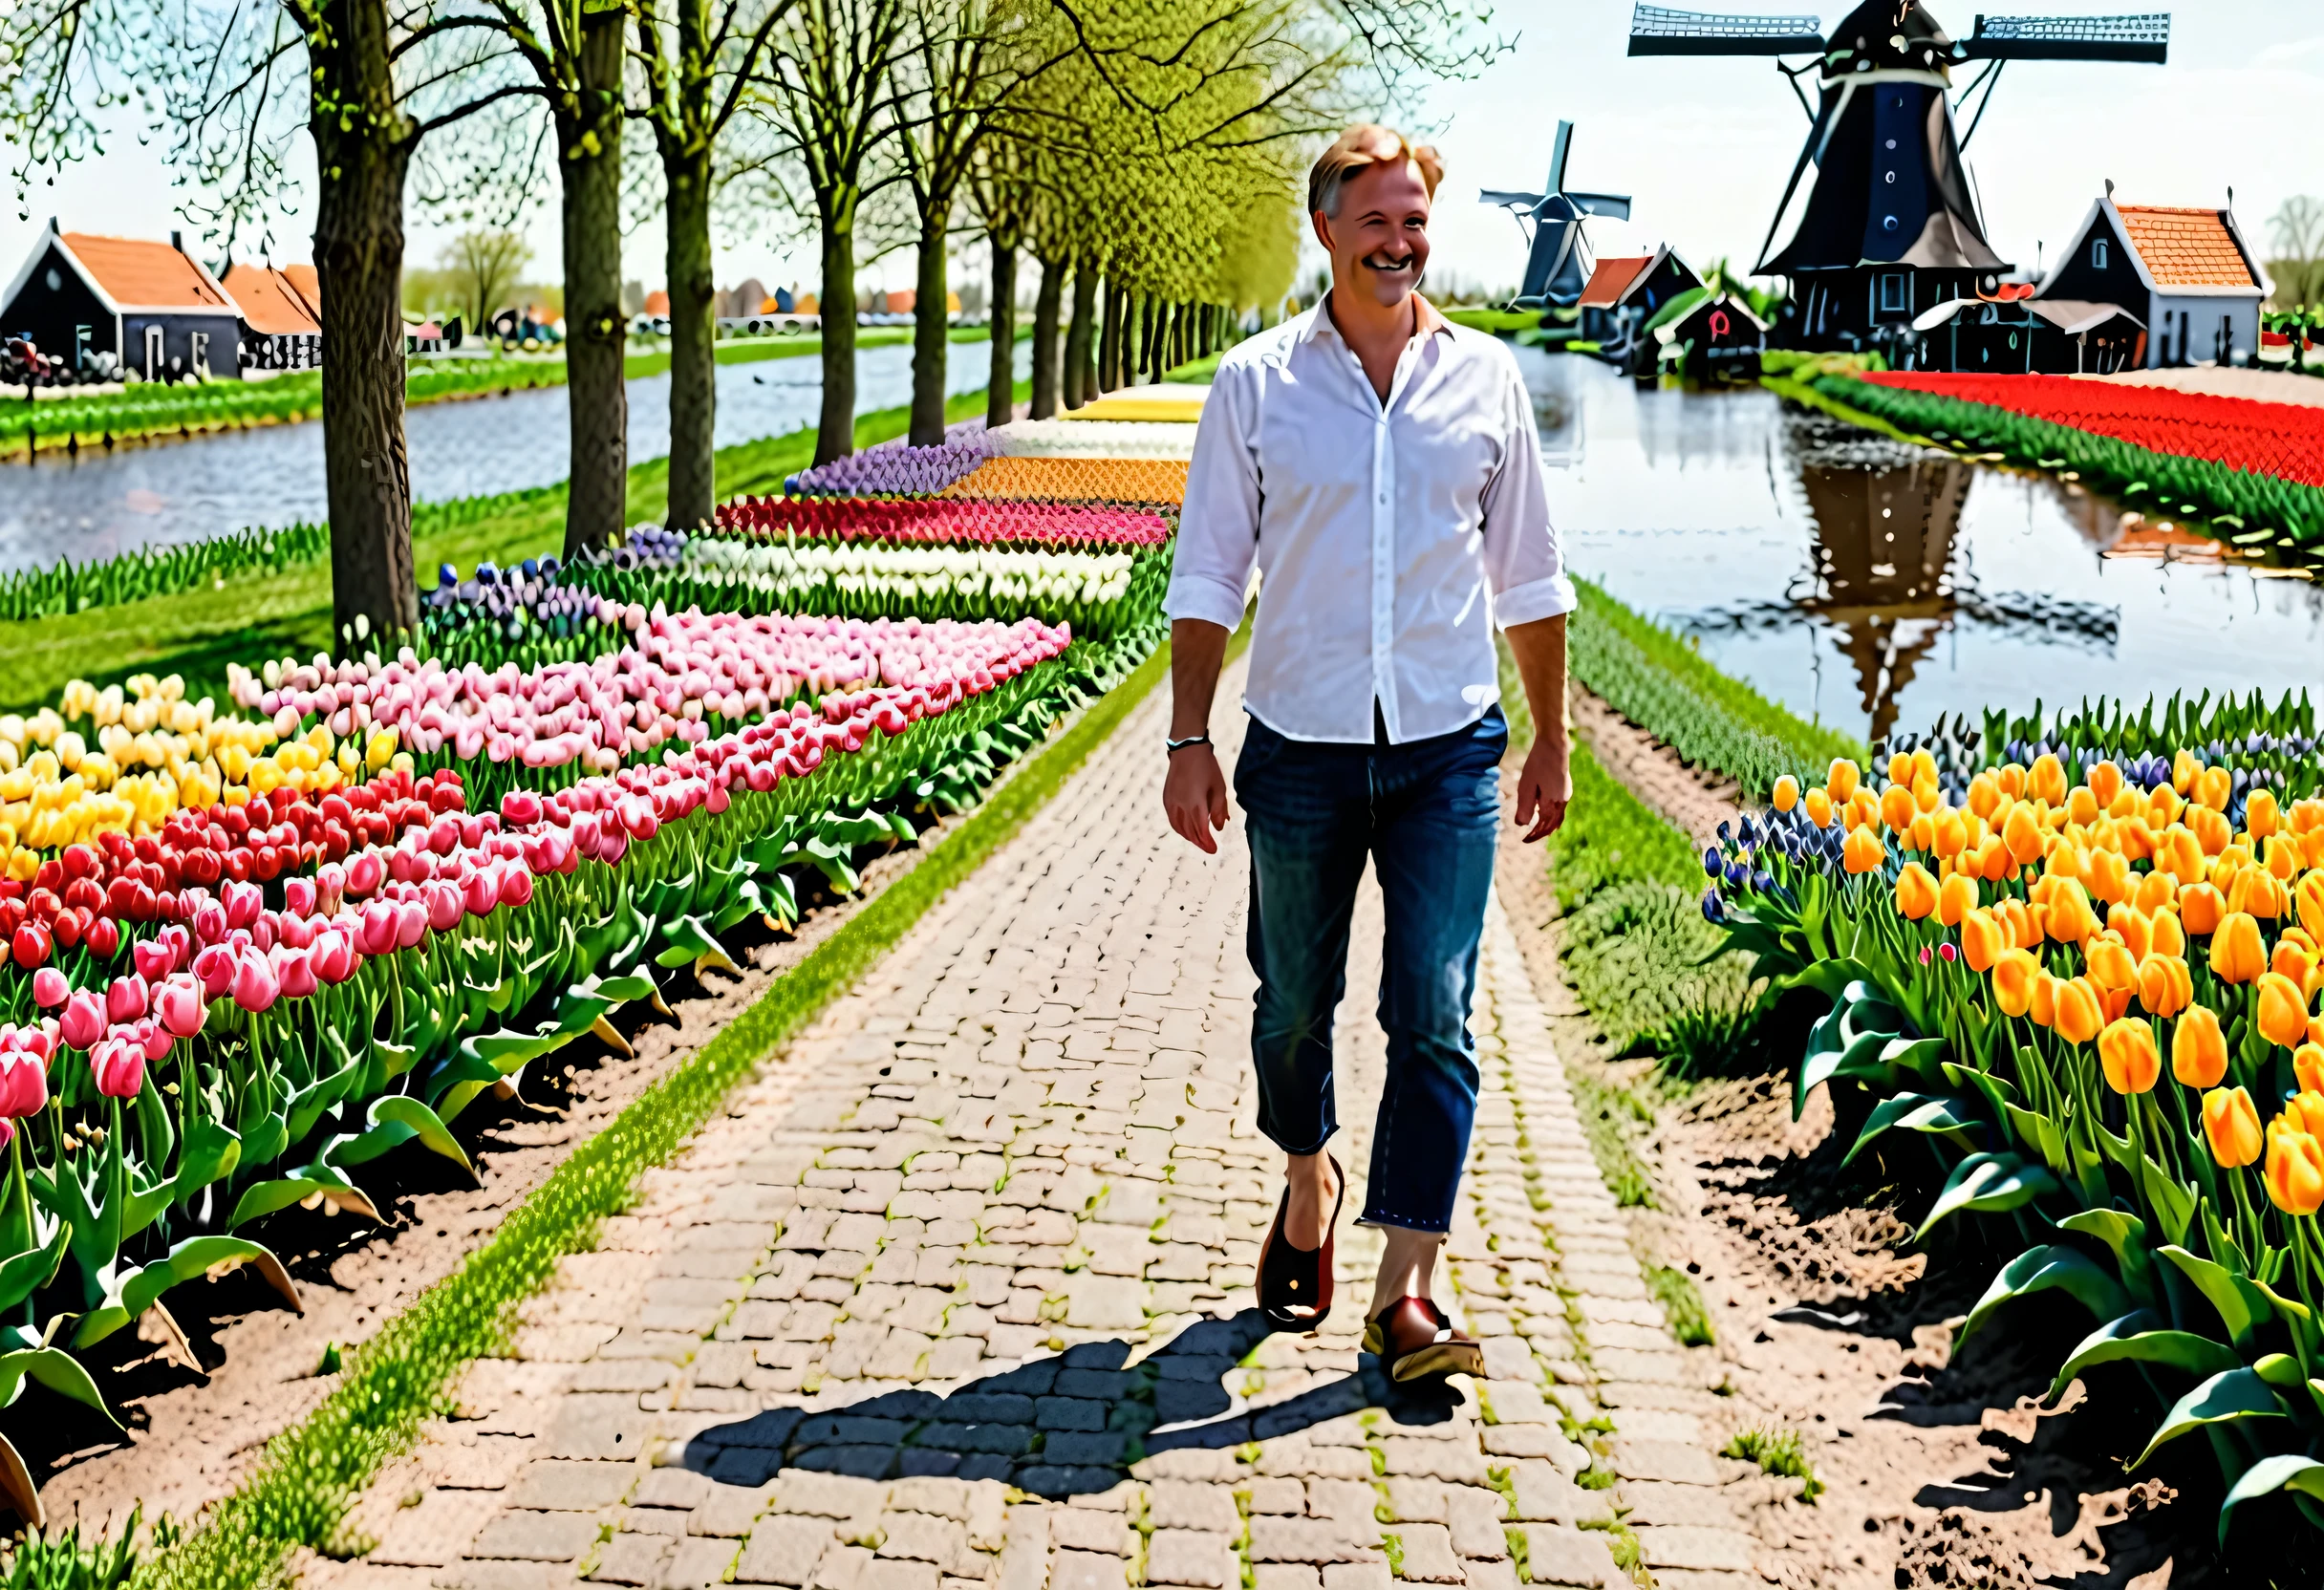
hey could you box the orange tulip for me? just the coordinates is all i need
[1992,948,2042,1019]
[1772,774,1799,812]
[2107,903,2154,963]
[2086,849,2131,906]
[2055,976,2106,1044]
[2135,869,2179,915]
[2173,1005,2229,1087]
[2046,879,2098,946]
[2181,883,2227,936]
[1842,825,1885,875]
[2115,818,2155,863]
[2089,761,2124,809]
[1976,834,2013,883]
[2098,1018,2161,1093]
[2086,933,2141,994]
[1996,763,2027,801]
[2249,787,2282,840]
[2157,827,2206,887]
[2173,748,2201,795]
[2030,753,2068,806]
[1910,748,1938,787]
[2230,867,2288,922]
[2307,830,2324,870]
[2298,1042,2324,1097]
[1909,813,1936,853]
[2137,954,2192,1020]
[2190,805,2232,857]
[1896,862,1940,921]
[2194,764,2233,813]
[2276,937,2319,997]
[1932,808,1969,861]
[2265,835,2300,884]
[1914,779,1942,815]
[2044,842,2088,885]
[2147,783,2184,830]
[2260,972,2313,1049]
[2211,912,2269,984]
[1937,870,1977,928]
[1804,786,1834,828]
[2286,1091,2324,1143]
[1828,759,1861,804]
[1881,784,1917,833]
[2206,1086,2264,1168]
[2268,1122,2324,1216]
[2031,971,2061,1029]
[2297,798,2324,837]
[2067,784,2101,828]
[2300,872,2324,940]
[2003,804,2046,867]
[1961,908,2005,974]
[1995,897,2036,951]
[1885,752,1913,787]
[1967,771,2003,821]
[2149,909,2187,962]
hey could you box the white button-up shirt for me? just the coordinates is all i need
[1164,294,1576,744]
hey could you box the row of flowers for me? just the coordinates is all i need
[715,494,1173,548]
[936,456,1191,505]
[1705,726,2324,1542]
[987,419,1199,460]
[1816,373,2324,548]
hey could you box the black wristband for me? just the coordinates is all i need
[1166,733,1212,755]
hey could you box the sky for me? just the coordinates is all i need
[4,0,2321,305]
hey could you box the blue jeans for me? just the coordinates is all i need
[1234,706,1506,1235]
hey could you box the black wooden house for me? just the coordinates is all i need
[1,222,243,380]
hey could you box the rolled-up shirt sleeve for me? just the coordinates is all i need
[1478,355,1577,630]
[1164,363,1260,633]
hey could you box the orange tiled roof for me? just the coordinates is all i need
[1578,255,1652,309]
[280,264,321,316]
[61,232,235,312]
[2116,205,2256,290]
[221,264,321,336]
[643,290,670,315]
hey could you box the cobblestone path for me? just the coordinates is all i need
[319,663,1764,1590]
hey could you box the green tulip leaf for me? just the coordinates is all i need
[0,1221,72,1316]
[2046,1311,2241,1405]
[1961,1244,2130,1345]
[2132,1368,2287,1471]
[228,1168,379,1229]
[2056,1209,2155,1300]
[74,1235,301,1348]
[656,913,737,974]
[369,1096,473,1176]
[1843,1093,1983,1167]
[0,1345,113,1424]
[2221,1456,2324,1547]
[2160,1245,2276,1352]
[1915,1152,2060,1242]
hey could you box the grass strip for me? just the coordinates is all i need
[130,624,1180,1590]
[0,379,1029,716]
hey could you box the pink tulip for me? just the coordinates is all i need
[224,879,263,931]
[192,896,228,944]
[499,866,534,909]
[315,862,347,915]
[346,851,386,898]
[158,923,192,972]
[284,876,316,915]
[32,968,68,1009]
[193,942,238,999]
[276,911,314,951]
[0,1052,46,1118]
[425,882,464,934]
[359,900,399,957]
[312,929,356,985]
[276,949,318,1000]
[230,950,279,1014]
[502,790,542,826]
[137,1019,173,1064]
[463,867,498,919]
[90,1036,144,1099]
[157,974,207,1039]
[396,899,428,950]
[134,938,173,981]
[105,974,149,1025]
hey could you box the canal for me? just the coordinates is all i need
[1528,349,2324,746]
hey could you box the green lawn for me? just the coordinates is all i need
[1442,307,1548,335]
[0,380,1025,715]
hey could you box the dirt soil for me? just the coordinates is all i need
[1493,712,2263,1588]
[24,814,958,1540]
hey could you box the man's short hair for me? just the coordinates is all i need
[1307,125,1444,219]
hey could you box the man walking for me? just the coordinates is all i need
[1160,125,1576,1381]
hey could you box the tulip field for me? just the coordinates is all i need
[1806,369,2324,548]
[1699,692,2324,1541]
[0,412,1185,1525]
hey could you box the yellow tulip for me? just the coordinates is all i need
[1996,763,2027,802]
[2003,803,2046,866]
[1896,862,1941,921]
[1908,813,1936,854]
[2181,883,2227,936]
[2267,1122,2324,1216]
[1881,784,1917,833]
[1962,908,2006,974]
[2135,869,2179,916]
[2086,849,2131,906]
[1804,787,1834,829]
[1828,759,1861,804]
[2173,749,2201,795]
[1937,870,1977,928]
[2205,1086,2264,1169]
[2260,972,2313,1049]
[2107,903,2153,963]
[1992,948,2042,1018]
[2088,761,2124,809]
[2055,976,2106,1044]
[2267,835,2300,883]
[2030,753,2068,806]
[2230,867,2287,922]
[2298,1042,2324,1097]
[2193,764,2233,813]
[1772,775,1799,812]
[2137,954,2192,1020]
[2085,933,2141,994]
[1967,771,2003,821]
[2173,1005,2229,1088]
[2098,1018,2161,1093]
[1995,898,2036,952]
[2046,879,2098,946]
[2210,913,2269,984]
[2156,826,2206,886]
[2067,784,2100,827]
[1974,834,2012,883]
[1842,825,1885,875]
[2190,805,2232,857]
[2277,937,2319,998]
[2286,1091,2324,1143]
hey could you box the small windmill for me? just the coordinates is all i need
[1627,3,2169,353]
[1480,121,1635,310]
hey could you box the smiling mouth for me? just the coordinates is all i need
[1363,253,1417,273]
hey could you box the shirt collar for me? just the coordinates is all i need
[1302,290,1450,347]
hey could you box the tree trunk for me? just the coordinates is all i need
[558,5,629,557]
[1098,281,1122,392]
[1138,295,1155,383]
[663,139,716,530]
[1063,262,1097,410]
[985,237,1016,430]
[814,199,859,464]
[908,202,951,445]
[1029,253,1065,419]
[310,0,417,647]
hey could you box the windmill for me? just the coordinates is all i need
[1628,3,2169,354]
[1480,121,1635,310]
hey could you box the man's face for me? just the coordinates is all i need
[1314,158,1431,311]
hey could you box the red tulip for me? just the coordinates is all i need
[105,973,149,1025]
[85,916,118,958]
[11,923,49,970]
[133,938,173,981]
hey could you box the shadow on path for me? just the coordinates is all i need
[682,1309,1459,1499]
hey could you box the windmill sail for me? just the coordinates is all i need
[1961,12,2169,61]
[1757,0,2002,275]
[1481,121,1635,310]
[1627,4,1824,54]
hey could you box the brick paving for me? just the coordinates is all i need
[314,661,1763,1590]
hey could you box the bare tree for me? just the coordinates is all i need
[2270,195,2324,309]
[444,226,535,333]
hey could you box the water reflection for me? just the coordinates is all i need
[1529,350,2324,743]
